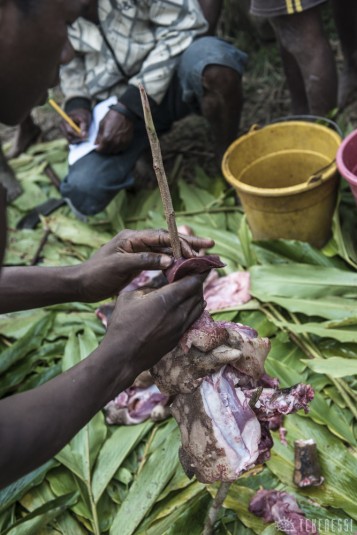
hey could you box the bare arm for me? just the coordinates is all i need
[0,229,214,313]
[0,276,205,488]
[198,0,223,35]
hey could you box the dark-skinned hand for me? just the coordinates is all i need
[77,228,214,302]
[60,108,92,144]
[94,109,134,154]
[103,275,206,378]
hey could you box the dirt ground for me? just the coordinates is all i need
[1,7,357,183]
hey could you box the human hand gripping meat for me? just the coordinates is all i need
[0,228,213,314]
[102,275,207,386]
[76,228,214,303]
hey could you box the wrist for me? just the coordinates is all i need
[109,102,138,122]
[64,97,92,114]
[98,332,139,395]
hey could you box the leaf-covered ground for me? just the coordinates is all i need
[1,6,357,533]
[0,135,356,534]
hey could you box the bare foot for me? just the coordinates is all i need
[6,116,42,160]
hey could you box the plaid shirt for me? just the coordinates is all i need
[61,0,208,115]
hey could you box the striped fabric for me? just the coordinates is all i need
[250,0,327,17]
[60,0,208,106]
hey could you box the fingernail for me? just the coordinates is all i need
[160,255,173,268]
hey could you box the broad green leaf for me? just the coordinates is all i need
[298,496,355,535]
[238,215,257,268]
[3,493,78,535]
[0,314,53,374]
[278,320,357,343]
[0,507,15,533]
[178,180,226,229]
[0,461,56,513]
[239,310,278,338]
[57,328,107,480]
[4,228,46,265]
[261,525,279,535]
[45,214,112,248]
[0,342,63,397]
[0,309,46,339]
[303,357,357,377]
[20,480,57,513]
[138,486,209,535]
[55,512,88,535]
[12,181,47,211]
[92,421,153,503]
[153,480,206,522]
[305,391,357,445]
[268,414,357,519]
[105,190,126,232]
[254,239,347,268]
[26,138,68,156]
[264,339,308,387]
[255,295,357,320]
[250,264,357,299]
[17,363,62,393]
[157,463,194,502]
[110,426,181,535]
[47,468,92,521]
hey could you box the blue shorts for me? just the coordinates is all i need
[60,37,248,216]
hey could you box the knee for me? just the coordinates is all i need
[60,180,102,216]
[202,65,242,96]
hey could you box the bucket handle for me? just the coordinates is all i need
[269,114,344,139]
[306,158,336,185]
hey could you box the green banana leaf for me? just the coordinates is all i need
[302,356,357,377]
[110,424,182,535]
[0,315,53,374]
[250,264,357,299]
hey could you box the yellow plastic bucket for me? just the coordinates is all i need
[222,121,342,248]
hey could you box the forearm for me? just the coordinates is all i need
[0,337,136,489]
[0,265,82,313]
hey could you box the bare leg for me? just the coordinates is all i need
[7,114,42,159]
[201,65,243,162]
[0,143,22,202]
[279,44,309,114]
[331,0,357,108]
[271,7,337,116]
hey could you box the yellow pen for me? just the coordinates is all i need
[48,98,82,136]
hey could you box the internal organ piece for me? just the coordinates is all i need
[104,385,169,425]
[171,367,261,483]
[164,255,225,283]
[203,271,251,310]
[171,366,314,483]
[246,384,315,419]
[249,489,318,534]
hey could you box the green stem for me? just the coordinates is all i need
[137,426,158,476]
